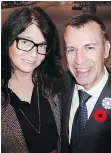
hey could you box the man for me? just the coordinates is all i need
[62,14,111,153]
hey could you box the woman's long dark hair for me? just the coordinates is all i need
[2,7,63,97]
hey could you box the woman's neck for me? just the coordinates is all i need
[10,70,33,85]
[8,70,35,103]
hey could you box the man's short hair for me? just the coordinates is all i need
[65,13,108,41]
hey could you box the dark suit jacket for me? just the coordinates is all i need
[1,79,61,153]
[61,72,111,153]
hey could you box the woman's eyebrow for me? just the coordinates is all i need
[18,36,47,44]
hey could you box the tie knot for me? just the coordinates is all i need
[78,90,91,105]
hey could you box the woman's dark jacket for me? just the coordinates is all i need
[1,79,62,153]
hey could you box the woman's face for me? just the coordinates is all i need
[9,24,46,74]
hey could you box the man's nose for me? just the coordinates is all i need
[74,49,85,64]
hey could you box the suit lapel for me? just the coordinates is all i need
[77,74,111,152]
[62,73,75,140]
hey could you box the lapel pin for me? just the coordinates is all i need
[94,109,107,122]
[102,97,111,109]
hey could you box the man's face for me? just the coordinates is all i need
[64,22,110,90]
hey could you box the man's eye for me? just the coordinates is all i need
[86,46,95,50]
[66,49,75,53]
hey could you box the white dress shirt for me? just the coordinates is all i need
[69,67,109,143]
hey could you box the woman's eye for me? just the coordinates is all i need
[20,40,28,44]
[20,39,32,46]
[39,44,47,48]
[39,44,43,47]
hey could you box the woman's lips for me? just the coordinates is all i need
[23,59,35,64]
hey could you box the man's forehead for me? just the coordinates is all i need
[64,21,103,45]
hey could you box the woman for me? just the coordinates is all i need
[1,7,63,153]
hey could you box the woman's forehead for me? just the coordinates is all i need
[18,24,45,42]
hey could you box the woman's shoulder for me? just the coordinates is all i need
[1,79,9,106]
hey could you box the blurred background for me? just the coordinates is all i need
[1,1,111,70]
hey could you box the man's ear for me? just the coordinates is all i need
[104,40,110,58]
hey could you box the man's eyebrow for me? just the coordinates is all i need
[85,43,96,46]
[66,46,75,49]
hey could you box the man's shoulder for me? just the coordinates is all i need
[108,72,111,85]
[106,67,111,74]
[103,69,111,92]
[107,68,111,80]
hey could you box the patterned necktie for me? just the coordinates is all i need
[70,90,91,152]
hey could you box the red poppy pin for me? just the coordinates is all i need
[94,109,107,122]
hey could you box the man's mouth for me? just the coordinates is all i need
[76,68,90,73]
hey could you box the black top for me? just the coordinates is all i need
[9,83,58,153]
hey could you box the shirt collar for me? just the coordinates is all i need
[77,67,109,98]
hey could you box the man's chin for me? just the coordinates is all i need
[76,78,89,86]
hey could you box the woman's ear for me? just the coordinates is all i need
[104,40,110,58]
